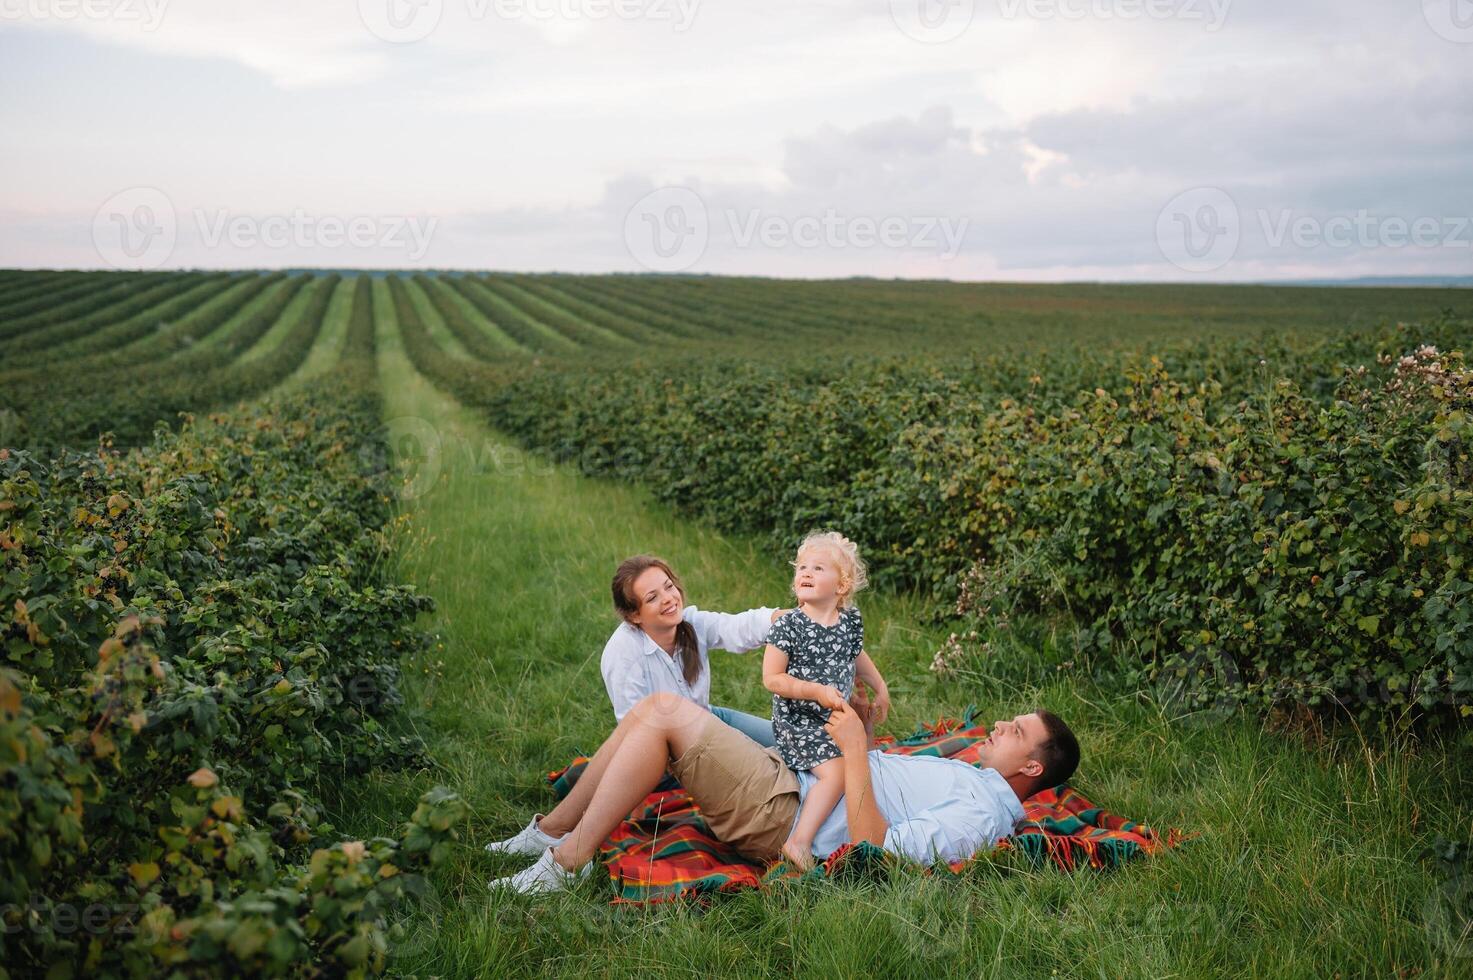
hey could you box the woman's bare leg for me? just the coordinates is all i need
[537,709,640,837]
[551,692,711,869]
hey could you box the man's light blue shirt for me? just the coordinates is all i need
[795,750,1026,863]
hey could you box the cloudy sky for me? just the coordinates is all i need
[2,0,1471,280]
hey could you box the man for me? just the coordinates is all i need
[487,690,1080,893]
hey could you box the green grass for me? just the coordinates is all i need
[282,276,355,386]
[314,280,1473,979]
[413,276,523,356]
[191,275,296,350]
[234,275,329,361]
[403,276,472,359]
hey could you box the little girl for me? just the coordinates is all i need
[762,531,891,868]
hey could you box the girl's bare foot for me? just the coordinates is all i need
[782,838,814,870]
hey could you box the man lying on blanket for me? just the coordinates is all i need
[488,691,1080,894]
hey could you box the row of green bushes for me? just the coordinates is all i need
[415,276,518,360]
[1,276,340,453]
[0,273,162,342]
[1,274,231,365]
[0,271,82,310]
[394,280,1470,724]
[1,276,466,977]
[930,339,1472,723]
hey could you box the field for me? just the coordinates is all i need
[2,270,1471,978]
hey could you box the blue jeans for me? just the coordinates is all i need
[710,704,775,748]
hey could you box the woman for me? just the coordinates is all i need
[601,554,781,746]
[484,555,782,859]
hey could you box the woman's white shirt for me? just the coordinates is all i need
[600,605,776,721]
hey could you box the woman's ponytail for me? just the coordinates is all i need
[673,620,702,686]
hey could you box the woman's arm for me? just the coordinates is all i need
[763,644,845,708]
[685,606,780,654]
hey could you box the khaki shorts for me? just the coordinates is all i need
[669,713,801,862]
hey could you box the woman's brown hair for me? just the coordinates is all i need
[611,555,702,686]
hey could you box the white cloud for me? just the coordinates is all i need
[1,2,389,87]
[1,0,1469,278]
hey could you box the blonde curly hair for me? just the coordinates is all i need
[793,530,868,607]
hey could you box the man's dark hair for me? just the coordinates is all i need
[1032,709,1080,793]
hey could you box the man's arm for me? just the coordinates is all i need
[824,700,887,846]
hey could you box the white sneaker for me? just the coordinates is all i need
[484,814,566,856]
[488,846,592,895]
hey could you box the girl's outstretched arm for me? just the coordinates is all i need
[854,650,891,724]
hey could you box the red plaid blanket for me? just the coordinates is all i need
[547,710,1188,904]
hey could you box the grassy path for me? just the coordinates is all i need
[403,277,473,359]
[234,275,328,361]
[418,275,524,354]
[281,277,354,386]
[320,276,1469,978]
[192,275,297,350]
